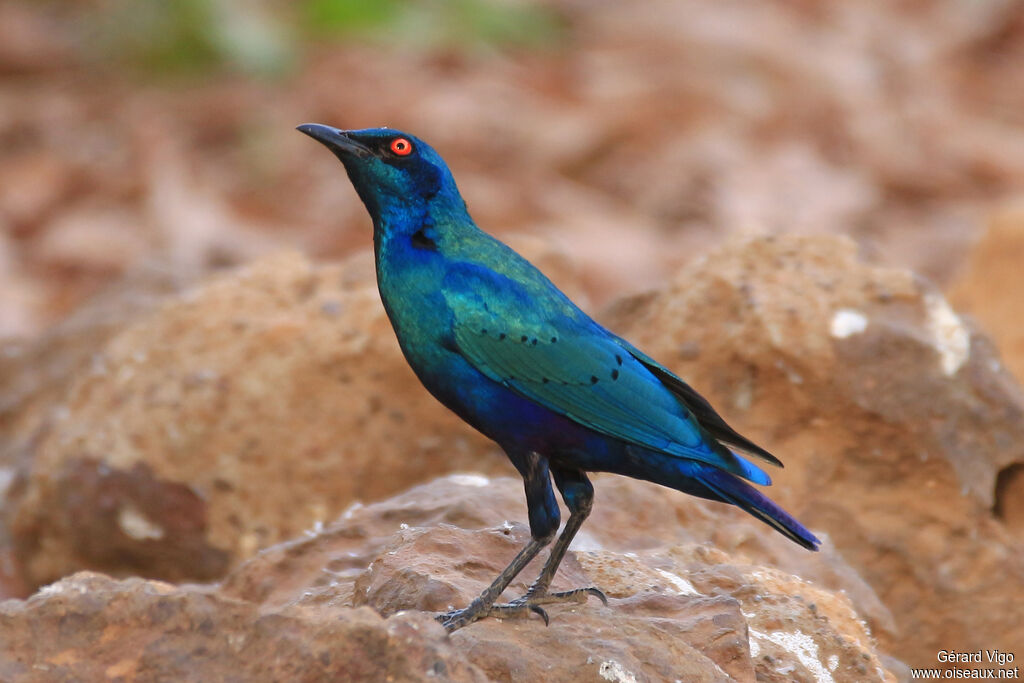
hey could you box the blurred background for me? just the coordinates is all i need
[2,0,1023,340]
[2,3,1024,674]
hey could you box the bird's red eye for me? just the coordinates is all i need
[390,137,413,156]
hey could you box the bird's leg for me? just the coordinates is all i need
[435,533,553,632]
[436,452,559,632]
[487,469,607,624]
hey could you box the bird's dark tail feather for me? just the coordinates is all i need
[696,465,820,550]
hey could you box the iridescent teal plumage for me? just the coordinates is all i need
[298,124,819,631]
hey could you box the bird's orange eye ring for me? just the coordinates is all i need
[390,137,413,156]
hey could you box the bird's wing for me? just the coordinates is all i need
[443,263,771,484]
[616,341,782,467]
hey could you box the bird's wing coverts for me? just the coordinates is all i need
[444,264,771,484]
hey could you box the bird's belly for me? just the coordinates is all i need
[414,348,548,439]
[410,346,618,465]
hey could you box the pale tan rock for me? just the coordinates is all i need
[606,233,1024,667]
[1,239,581,595]
[0,571,487,683]
[0,473,899,682]
[216,474,894,683]
[5,232,1020,677]
[950,203,1024,384]
[4,251,507,589]
[218,474,881,625]
[947,204,1024,543]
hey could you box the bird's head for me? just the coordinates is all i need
[297,124,465,229]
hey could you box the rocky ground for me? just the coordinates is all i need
[3,0,1024,681]
[3,233,1024,680]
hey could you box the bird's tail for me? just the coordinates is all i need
[623,452,820,551]
[695,464,820,550]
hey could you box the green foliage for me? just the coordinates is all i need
[85,0,563,78]
[87,0,294,77]
[301,0,406,35]
[300,0,563,50]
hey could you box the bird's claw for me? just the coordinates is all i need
[436,585,606,632]
[585,586,610,606]
[530,604,550,625]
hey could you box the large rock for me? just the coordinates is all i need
[605,234,1024,666]
[1,475,897,682]
[0,572,487,683]
[949,204,1024,385]
[220,474,892,638]
[1,239,583,594]
[947,204,1024,542]
[220,474,897,682]
[4,233,1017,675]
[2,251,503,590]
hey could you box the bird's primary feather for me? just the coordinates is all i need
[443,261,773,485]
[619,342,783,467]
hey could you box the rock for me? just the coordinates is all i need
[1,475,896,682]
[605,234,1024,666]
[0,264,190,599]
[220,474,896,682]
[947,204,1024,542]
[0,571,486,683]
[3,251,509,591]
[949,203,1024,385]
[5,233,1017,675]
[1,237,583,594]
[218,474,886,628]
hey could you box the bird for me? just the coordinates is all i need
[297,123,820,632]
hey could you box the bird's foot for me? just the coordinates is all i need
[436,604,487,633]
[488,586,608,626]
[436,586,607,632]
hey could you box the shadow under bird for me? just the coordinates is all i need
[297,123,820,632]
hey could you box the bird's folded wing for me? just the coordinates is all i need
[616,341,782,467]
[443,264,771,485]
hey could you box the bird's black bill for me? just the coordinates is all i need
[296,123,372,158]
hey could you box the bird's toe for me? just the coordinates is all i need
[526,585,608,606]
[436,586,607,631]
[435,607,480,633]
[549,586,608,606]
[487,600,550,625]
